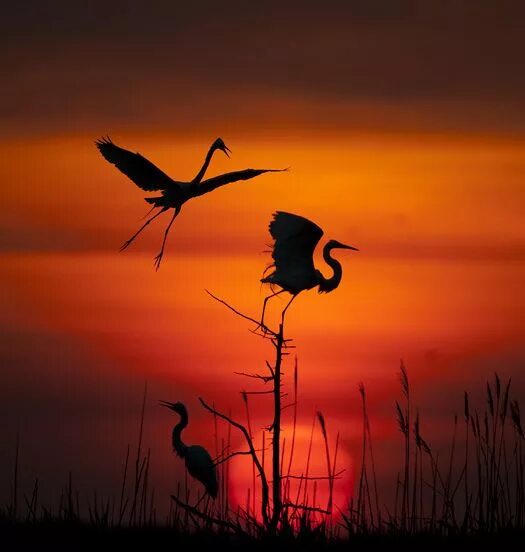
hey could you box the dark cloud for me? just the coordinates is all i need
[2,1,525,136]
[1,209,524,262]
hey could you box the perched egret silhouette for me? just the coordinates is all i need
[160,400,218,499]
[95,137,286,269]
[260,211,358,326]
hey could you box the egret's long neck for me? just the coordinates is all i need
[318,245,343,293]
[192,144,216,183]
[172,411,188,458]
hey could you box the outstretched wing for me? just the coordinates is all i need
[198,168,287,195]
[267,211,323,277]
[95,137,176,192]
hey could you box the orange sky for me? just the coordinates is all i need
[1,1,525,516]
[2,131,524,511]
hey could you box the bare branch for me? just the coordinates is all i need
[233,504,264,532]
[214,450,253,466]
[282,469,346,481]
[170,494,243,533]
[199,397,270,527]
[282,502,331,515]
[212,443,231,463]
[234,371,273,383]
[265,361,275,378]
[205,290,277,337]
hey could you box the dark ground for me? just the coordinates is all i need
[2,519,524,551]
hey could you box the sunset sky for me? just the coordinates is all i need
[1,2,524,513]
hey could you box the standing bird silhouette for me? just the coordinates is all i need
[160,400,218,499]
[95,137,286,269]
[260,211,358,326]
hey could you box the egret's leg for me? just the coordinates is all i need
[260,290,285,330]
[153,206,180,270]
[120,207,167,251]
[139,203,159,220]
[281,293,299,326]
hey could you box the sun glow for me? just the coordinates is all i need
[1,131,524,514]
[228,423,353,521]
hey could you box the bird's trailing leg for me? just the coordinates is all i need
[120,207,167,251]
[281,293,299,327]
[139,203,160,220]
[258,290,286,332]
[153,206,181,271]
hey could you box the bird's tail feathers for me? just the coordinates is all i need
[261,263,276,283]
[139,203,160,220]
[144,196,164,206]
[260,273,275,285]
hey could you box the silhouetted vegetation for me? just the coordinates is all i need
[2,298,525,546]
[346,368,525,536]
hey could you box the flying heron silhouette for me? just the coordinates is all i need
[260,211,358,327]
[160,400,218,499]
[95,137,286,269]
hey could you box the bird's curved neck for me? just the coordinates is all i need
[172,411,188,458]
[318,244,343,293]
[192,144,217,184]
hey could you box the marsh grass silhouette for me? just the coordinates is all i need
[344,368,525,536]
[3,370,525,544]
[0,298,525,547]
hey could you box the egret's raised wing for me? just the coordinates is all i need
[95,137,176,192]
[198,168,287,195]
[268,211,323,274]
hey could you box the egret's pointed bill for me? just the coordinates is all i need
[338,242,359,251]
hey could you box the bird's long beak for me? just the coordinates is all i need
[339,243,359,251]
[159,400,176,409]
[222,145,232,158]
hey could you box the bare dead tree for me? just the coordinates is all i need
[203,290,299,532]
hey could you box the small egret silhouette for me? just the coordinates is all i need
[160,400,218,499]
[96,137,286,269]
[260,211,358,326]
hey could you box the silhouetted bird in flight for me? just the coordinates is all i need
[95,137,286,269]
[260,211,358,326]
[160,400,218,498]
